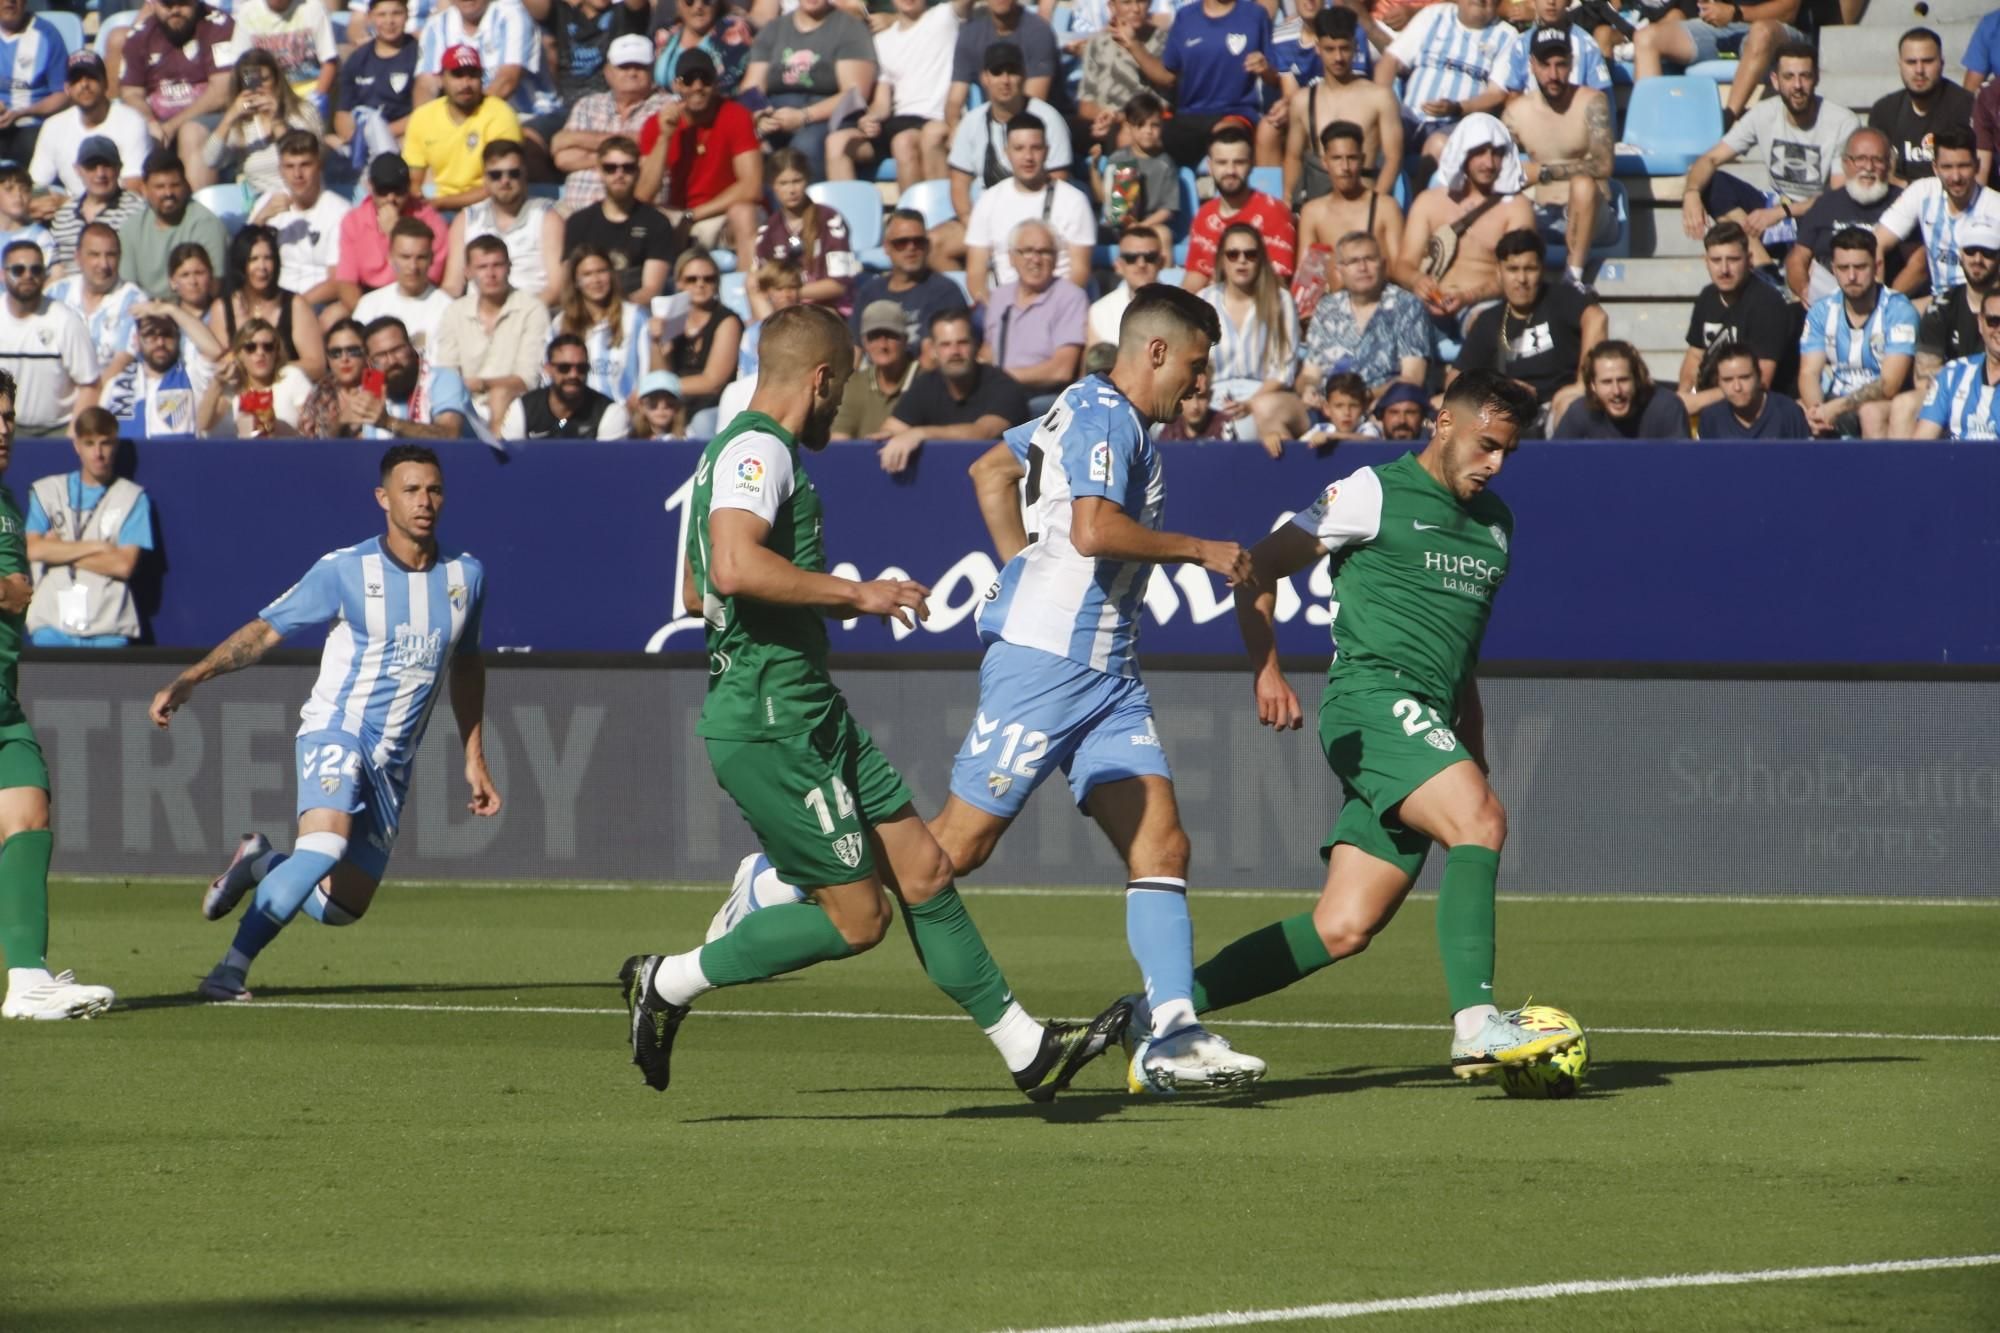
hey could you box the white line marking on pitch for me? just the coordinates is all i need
[987,1253,2000,1333]
[210,1001,2000,1044]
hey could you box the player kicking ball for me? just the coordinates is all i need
[1113,369,1577,1079]
[149,446,500,1002]
[621,304,1125,1104]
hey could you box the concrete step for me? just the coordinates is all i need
[1820,18,1979,65]
[1858,0,1986,27]
[1628,205,1708,257]
[1820,73,1903,113]
[1622,163,1771,203]
[1640,347,1686,384]
[1603,300,1696,350]
[1591,256,1713,298]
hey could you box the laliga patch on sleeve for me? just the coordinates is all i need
[1891,324,1915,341]
[1088,439,1112,482]
[733,454,766,496]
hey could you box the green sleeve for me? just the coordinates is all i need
[0,495,27,579]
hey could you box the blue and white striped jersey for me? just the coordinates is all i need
[261,538,486,777]
[50,276,147,368]
[1918,354,2000,440]
[1801,287,1918,398]
[417,0,559,117]
[1875,180,2000,296]
[1492,24,1611,92]
[0,222,54,268]
[0,17,69,121]
[1385,5,1519,132]
[979,375,1161,679]
[550,302,647,405]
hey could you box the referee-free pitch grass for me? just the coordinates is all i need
[6,882,1997,1333]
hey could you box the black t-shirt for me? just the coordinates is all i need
[850,271,971,347]
[1868,85,1977,182]
[548,1,650,104]
[1696,391,1812,440]
[1917,284,1983,363]
[894,364,1031,429]
[1796,185,1901,265]
[1554,388,1689,439]
[1685,277,1798,391]
[1460,281,1596,404]
[564,202,681,296]
[339,39,421,125]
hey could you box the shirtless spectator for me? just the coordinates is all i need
[1293,120,1404,321]
[1283,7,1401,206]
[1503,28,1613,284]
[1393,114,1534,335]
[1374,0,1520,178]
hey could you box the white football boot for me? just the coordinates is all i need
[1128,1024,1267,1095]
[3,969,115,1020]
[204,833,271,921]
[705,853,804,943]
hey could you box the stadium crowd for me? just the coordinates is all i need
[0,0,1996,456]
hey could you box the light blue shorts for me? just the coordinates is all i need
[949,641,1173,819]
[295,728,404,881]
[1681,18,1805,64]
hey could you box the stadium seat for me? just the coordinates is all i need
[711,248,737,274]
[1158,266,1185,286]
[807,180,885,257]
[94,8,135,57]
[196,183,252,237]
[1616,76,1724,177]
[1248,165,1284,201]
[1050,3,1073,37]
[719,272,751,323]
[1172,166,1198,266]
[38,9,83,53]
[942,270,971,302]
[899,178,956,231]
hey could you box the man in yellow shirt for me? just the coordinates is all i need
[402,45,522,211]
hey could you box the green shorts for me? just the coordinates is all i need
[1317,687,1468,879]
[0,717,49,793]
[705,704,914,889]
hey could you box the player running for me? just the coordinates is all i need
[620,304,1126,1104]
[710,287,1271,1095]
[1112,370,1577,1078]
[149,445,499,1002]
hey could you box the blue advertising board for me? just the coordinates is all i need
[7,436,1993,663]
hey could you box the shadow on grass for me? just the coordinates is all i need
[1570,1053,1918,1096]
[116,981,607,1013]
[12,1292,633,1331]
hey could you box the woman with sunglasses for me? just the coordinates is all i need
[203,51,325,200]
[214,224,327,383]
[1199,222,1300,456]
[295,319,373,438]
[198,318,314,438]
[653,249,742,434]
[553,247,647,406]
[750,147,857,319]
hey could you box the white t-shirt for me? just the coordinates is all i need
[233,0,339,92]
[874,3,958,122]
[27,103,155,197]
[0,298,101,431]
[946,99,1075,180]
[1088,283,1134,348]
[258,188,349,294]
[964,179,1096,286]
[714,373,756,435]
[354,284,454,358]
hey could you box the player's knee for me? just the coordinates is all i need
[1139,825,1191,880]
[310,882,365,925]
[1457,795,1508,851]
[1311,906,1377,960]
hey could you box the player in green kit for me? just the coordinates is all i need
[1112,370,1577,1077]
[0,376,115,1020]
[619,305,1126,1101]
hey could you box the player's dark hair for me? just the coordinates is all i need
[466,234,510,264]
[1313,6,1358,41]
[1898,26,1941,51]
[481,138,525,165]
[380,444,441,481]
[363,315,412,346]
[1703,220,1748,251]
[1004,114,1045,141]
[1829,225,1878,260]
[928,305,977,341]
[390,216,434,245]
[1320,118,1364,150]
[1441,369,1539,428]
[547,332,587,358]
[1120,282,1222,349]
[1324,371,1369,403]
[1122,91,1165,124]
[1773,38,1817,68]
[1493,228,1545,264]
[1932,125,1975,156]
[278,128,321,159]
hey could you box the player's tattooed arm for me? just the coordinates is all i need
[148,619,285,728]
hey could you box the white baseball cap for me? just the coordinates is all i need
[1958,217,2000,254]
[608,34,654,69]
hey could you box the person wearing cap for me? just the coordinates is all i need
[1492,0,1611,97]
[1371,380,1428,440]
[563,136,676,304]
[403,43,523,211]
[946,0,1058,134]
[740,0,877,181]
[634,49,762,276]
[233,0,340,103]
[498,331,631,440]
[550,32,670,213]
[1500,26,1612,285]
[830,299,919,439]
[0,0,70,169]
[117,0,240,191]
[1153,0,1278,169]
[331,0,421,155]
[45,140,146,276]
[938,42,1073,271]
[413,0,561,143]
[1892,217,2000,436]
[27,53,153,215]
[632,368,682,438]
[334,153,450,299]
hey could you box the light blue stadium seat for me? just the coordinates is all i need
[807,179,885,258]
[711,248,737,274]
[1050,3,1073,37]
[94,8,135,58]
[942,269,971,302]
[1616,75,1724,177]
[718,272,751,323]
[38,9,83,54]
[1684,58,1741,83]
[195,183,252,237]
[1159,266,1185,286]
[874,157,900,184]
[897,178,957,231]
[1248,165,1284,200]
[1171,166,1198,266]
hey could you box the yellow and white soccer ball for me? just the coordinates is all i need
[1497,1004,1589,1100]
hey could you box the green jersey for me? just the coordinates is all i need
[688,411,837,740]
[1291,452,1513,709]
[0,488,25,722]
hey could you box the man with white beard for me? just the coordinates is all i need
[1787,128,1900,306]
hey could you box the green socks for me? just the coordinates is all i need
[1190,912,1334,1014]
[902,886,1013,1028]
[0,829,52,970]
[697,901,854,986]
[1436,845,1501,1015]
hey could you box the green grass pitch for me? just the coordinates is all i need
[6,881,1997,1332]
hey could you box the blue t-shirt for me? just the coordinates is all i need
[1162,1,1273,120]
[1696,392,1811,440]
[339,39,422,126]
[1963,10,2000,78]
[0,17,68,120]
[25,476,155,549]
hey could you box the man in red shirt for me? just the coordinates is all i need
[117,0,238,190]
[1180,119,1298,293]
[333,153,451,303]
[636,50,764,277]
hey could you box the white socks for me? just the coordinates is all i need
[1151,997,1198,1038]
[1453,1003,1500,1040]
[651,951,714,1008]
[7,966,52,993]
[982,1001,1044,1073]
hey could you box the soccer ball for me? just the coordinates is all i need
[1497,1004,1589,1100]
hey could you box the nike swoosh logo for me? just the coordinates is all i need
[1412,521,1444,531]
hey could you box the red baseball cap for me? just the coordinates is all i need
[442,44,483,73]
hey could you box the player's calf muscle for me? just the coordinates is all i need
[814,880,894,950]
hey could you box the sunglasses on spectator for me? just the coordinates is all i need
[1119,250,1160,265]
[1983,314,2000,328]
[1967,247,1999,260]
[244,340,278,353]
[683,271,718,284]
[551,360,589,373]
[677,69,716,86]
[486,167,523,181]
[329,345,366,359]
[887,235,928,250]
[601,160,638,174]
[6,263,45,277]
[1222,248,1260,262]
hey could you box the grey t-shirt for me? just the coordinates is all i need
[951,13,1061,87]
[1721,96,1861,204]
[748,10,876,99]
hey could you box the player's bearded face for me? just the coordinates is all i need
[1440,408,1517,498]
[380,463,443,540]
[800,364,845,451]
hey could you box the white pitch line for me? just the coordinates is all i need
[988,1253,2000,1333]
[210,1000,2000,1043]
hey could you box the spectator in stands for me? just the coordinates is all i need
[741,259,803,375]
[157,243,222,362]
[652,0,754,99]
[499,332,632,440]
[742,0,876,181]
[331,0,419,159]
[1502,28,1613,285]
[1682,41,1857,269]
[342,314,473,438]
[1197,222,1298,453]
[657,249,741,432]
[1873,128,2000,302]
[247,131,349,327]
[553,35,669,213]
[1099,93,1178,258]
[1554,340,1689,439]
[404,44,523,212]
[23,409,152,647]
[852,209,966,353]
[1495,0,1610,96]
[205,51,327,201]
[335,154,449,302]
[433,234,548,427]
[0,0,68,168]
[633,369,683,438]
[1079,0,1171,158]
[1798,227,1916,440]
[964,116,1094,305]
[47,139,146,275]
[980,219,1087,412]
[1158,387,1231,440]
[831,299,918,439]
[1678,221,1794,420]
[543,0,650,129]
[1294,119,1404,321]
[825,0,959,183]
[948,0,1059,131]
[1696,342,1809,440]
[234,0,339,102]
[1376,0,1517,177]
[1089,227,1164,347]
[1632,0,1805,130]
[1150,0,1275,169]
[875,307,1029,473]
[1964,9,2000,94]
[938,44,1074,269]
[1456,226,1604,432]
[1914,289,2000,441]
[1302,369,1383,443]
[553,246,646,406]
[216,224,328,381]
[29,53,151,219]
[119,0,237,190]
[1285,9,1401,207]
[1184,121,1297,294]
[1896,218,2000,434]
[1270,0,1372,101]
[49,224,149,378]
[0,166,53,267]
[1788,128,1899,306]
[754,147,858,317]
[1261,227,1427,446]
[353,217,454,357]
[199,316,314,436]
[414,0,561,153]
[444,140,562,308]
[0,238,99,435]
[294,317,371,438]
[103,307,214,438]
[1395,116,1534,332]
[1870,27,1975,187]
[1373,379,1427,439]
[635,50,762,277]
[563,137,675,305]
[1979,78,2000,190]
